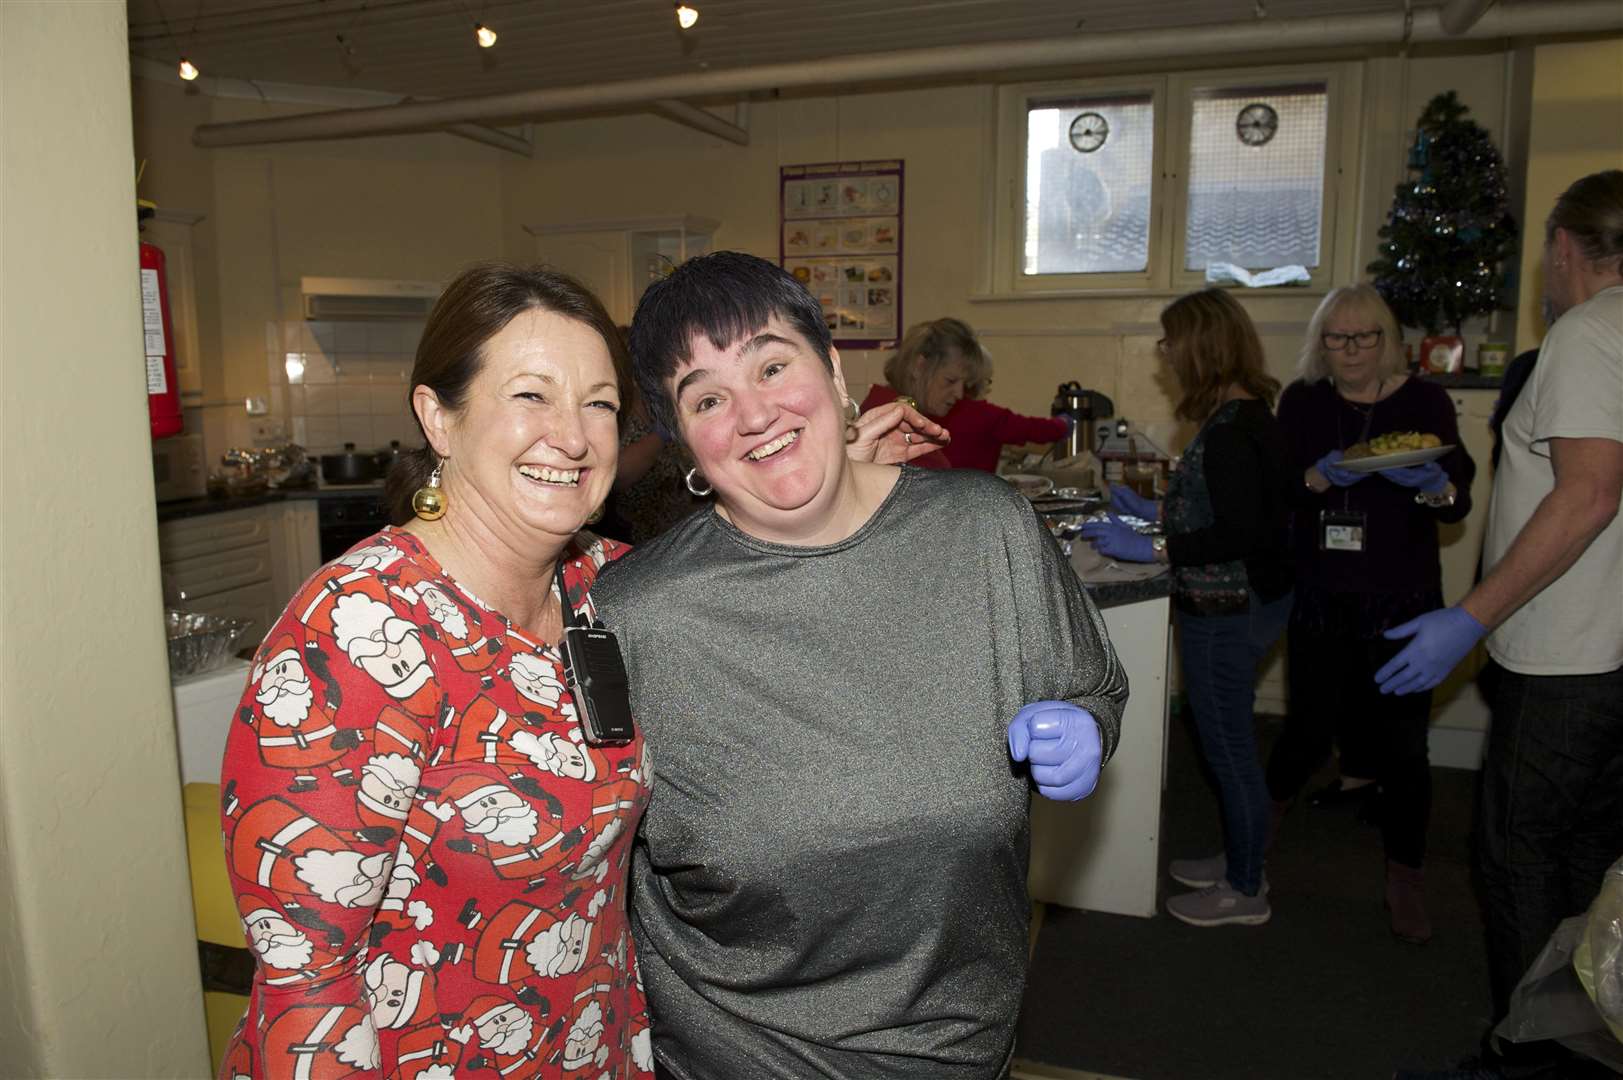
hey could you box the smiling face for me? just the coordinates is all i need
[417,308,620,553]
[916,352,971,416]
[668,316,853,544]
[1320,302,1387,392]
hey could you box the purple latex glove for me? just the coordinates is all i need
[1375,606,1488,695]
[1383,460,1450,494]
[1108,482,1160,521]
[1008,701,1102,801]
[1315,449,1366,487]
[1079,512,1156,563]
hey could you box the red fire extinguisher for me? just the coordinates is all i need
[140,239,184,439]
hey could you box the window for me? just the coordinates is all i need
[987,65,1357,295]
[1024,94,1155,275]
[1183,83,1328,273]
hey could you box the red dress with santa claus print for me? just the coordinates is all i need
[218,527,653,1080]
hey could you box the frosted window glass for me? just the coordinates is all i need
[1185,85,1327,272]
[1024,95,1154,275]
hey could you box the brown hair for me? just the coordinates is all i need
[385,263,631,525]
[1160,289,1280,422]
[1546,169,1623,276]
[883,317,992,401]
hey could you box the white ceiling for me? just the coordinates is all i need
[127,0,1434,102]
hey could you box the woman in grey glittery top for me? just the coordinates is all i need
[588,252,1129,1080]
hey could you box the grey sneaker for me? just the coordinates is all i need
[1166,882,1271,927]
[1167,853,1269,894]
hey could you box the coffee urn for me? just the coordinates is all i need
[1050,382,1113,459]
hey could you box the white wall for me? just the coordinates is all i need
[1,3,210,1075]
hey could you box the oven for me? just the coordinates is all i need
[316,486,391,562]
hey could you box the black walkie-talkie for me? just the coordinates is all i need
[555,562,635,746]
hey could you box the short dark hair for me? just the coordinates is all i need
[385,262,629,524]
[627,251,832,441]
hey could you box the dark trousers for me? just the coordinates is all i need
[1477,659,1623,1023]
[1267,622,1432,867]
[1175,591,1292,896]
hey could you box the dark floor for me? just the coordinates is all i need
[1017,711,1495,1080]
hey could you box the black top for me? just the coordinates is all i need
[1281,377,1475,604]
[1164,398,1295,610]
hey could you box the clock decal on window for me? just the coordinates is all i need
[1236,103,1279,146]
[1068,112,1109,153]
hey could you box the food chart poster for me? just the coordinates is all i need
[780,160,903,349]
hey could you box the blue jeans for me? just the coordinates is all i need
[1175,591,1293,896]
[1478,660,1623,1024]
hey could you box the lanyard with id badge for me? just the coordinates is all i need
[552,560,636,746]
[1321,381,1382,554]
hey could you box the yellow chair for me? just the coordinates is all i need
[182,782,250,1074]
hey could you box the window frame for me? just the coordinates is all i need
[985,62,1361,298]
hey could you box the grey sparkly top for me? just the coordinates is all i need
[589,466,1128,1080]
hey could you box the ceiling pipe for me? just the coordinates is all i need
[193,0,1623,148]
[1439,0,1497,35]
[650,99,750,145]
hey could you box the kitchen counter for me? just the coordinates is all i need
[1030,542,1172,918]
[156,484,381,523]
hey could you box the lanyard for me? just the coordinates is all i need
[1333,378,1384,511]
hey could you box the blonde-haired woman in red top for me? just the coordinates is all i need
[861,317,1072,471]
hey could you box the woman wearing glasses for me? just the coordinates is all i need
[1264,283,1475,944]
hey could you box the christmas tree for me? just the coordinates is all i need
[1367,91,1517,336]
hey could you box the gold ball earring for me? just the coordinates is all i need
[412,460,447,521]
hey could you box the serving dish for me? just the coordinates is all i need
[1336,444,1454,474]
[166,608,251,680]
[1003,473,1055,498]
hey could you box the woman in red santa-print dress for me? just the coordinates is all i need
[218,265,654,1080]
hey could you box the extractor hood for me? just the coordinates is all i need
[300,276,440,320]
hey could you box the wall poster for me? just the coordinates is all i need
[780,160,903,349]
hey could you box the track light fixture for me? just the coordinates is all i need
[675,3,699,30]
[474,22,498,48]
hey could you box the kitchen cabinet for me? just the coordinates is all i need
[1028,584,1173,918]
[524,215,718,324]
[159,500,320,653]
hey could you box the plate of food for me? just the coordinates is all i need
[1003,473,1055,498]
[1337,432,1454,473]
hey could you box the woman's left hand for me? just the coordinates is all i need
[1382,460,1449,494]
[1079,513,1156,563]
[847,400,950,465]
[1008,701,1102,801]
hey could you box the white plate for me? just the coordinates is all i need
[1336,444,1454,473]
[1003,473,1055,498]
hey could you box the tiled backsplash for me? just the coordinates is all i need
[272,319,423,454]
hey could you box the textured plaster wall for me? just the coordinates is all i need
[0,3,212,1075]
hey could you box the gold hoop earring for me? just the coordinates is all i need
[684,468,712,497]
[412,460,447,521]
[585,502,604,526]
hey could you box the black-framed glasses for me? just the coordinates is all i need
[1322,329,1383,350]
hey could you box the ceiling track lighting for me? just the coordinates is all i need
[178,56,200,80]
[675,3,699,30]
[474,22,498,48]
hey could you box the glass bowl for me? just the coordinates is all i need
[166,608,250,680]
